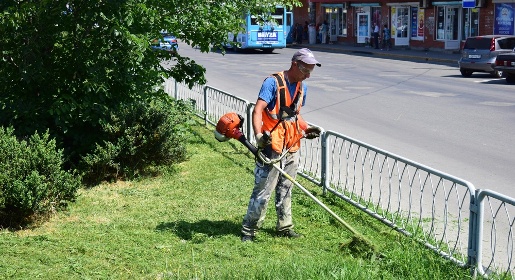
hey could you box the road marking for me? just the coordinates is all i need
[378,73,413,77]
[404,91,457,98]
[479,101,515,107]
[473,79,500,83]
[346,86,374,90]
[312,84,350,92]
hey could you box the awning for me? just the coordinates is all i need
[386,2,420,6]
[309,0,342,3]
[350,3,381,7]
[321,4,345,7]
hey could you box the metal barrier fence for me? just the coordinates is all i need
[164,78,514,278]
[320,131,475,267]
[475,189,515,277]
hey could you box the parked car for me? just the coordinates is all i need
[458,35,515,78]
[151,33,179,53]
[495,50,515,84]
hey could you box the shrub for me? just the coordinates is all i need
[80,97,194,184]
[0,127,81,226]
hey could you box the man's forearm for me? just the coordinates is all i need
[252,109,263,135]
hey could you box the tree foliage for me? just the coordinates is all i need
[0,0,300,167]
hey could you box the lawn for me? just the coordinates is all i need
[0,122,475,279]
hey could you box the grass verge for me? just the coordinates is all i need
[0,122,477,279]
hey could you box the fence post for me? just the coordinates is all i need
[203,86,208,126]
[321,131,328,196]
[246,103,254,141]
[174,80,178,100]
[467,189,480,277]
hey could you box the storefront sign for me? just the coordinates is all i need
[462,0,475,8]
[409,7,424,40]
[391,7,397,36]
[411,7,419,38]
[418,9,425,38]
[494,3,514,35]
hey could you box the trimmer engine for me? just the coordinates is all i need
[214,112,244,142]
[214,112,257,155]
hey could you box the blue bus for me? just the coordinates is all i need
[227,6,292,53]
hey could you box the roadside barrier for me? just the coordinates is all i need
[475,189,515,277]
[163,78,514,278]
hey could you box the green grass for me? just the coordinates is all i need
[0,122,478,279]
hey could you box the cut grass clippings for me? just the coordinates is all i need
[0,122,479,279]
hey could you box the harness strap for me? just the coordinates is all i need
[272,73,287,112]
[272,73,302,117]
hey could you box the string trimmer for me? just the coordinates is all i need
[214,112,378,257]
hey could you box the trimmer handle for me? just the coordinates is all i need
[262,131,271,143]
[261,131,273,159]
[237,135,258,156]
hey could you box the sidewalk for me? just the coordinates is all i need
[289,42,461,65]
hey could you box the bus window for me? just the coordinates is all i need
[250,15,258,26]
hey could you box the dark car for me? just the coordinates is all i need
[151,33,179,53]
[495,50,515,84]
[458,35,515,78]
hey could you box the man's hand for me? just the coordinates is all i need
[304,126,321,139]
[256,132,272,148]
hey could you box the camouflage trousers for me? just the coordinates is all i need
[241,150,299,237]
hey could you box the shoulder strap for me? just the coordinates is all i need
[272,73,286,110]
[291,84,302,111]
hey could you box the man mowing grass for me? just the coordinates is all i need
[241,48,322,242]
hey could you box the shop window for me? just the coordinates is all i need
[323,4,347,37]
[396,7,409,38]
[436,6,445,40]
[446,7,459,40]
[371,7,381,27]
[462,8,479,39]
[340,6,347,36]
[436,6,460,41]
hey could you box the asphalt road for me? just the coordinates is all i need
[176,45,515,197]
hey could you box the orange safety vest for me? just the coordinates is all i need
[261,72,307,153]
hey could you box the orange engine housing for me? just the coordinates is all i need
[215,112,244,140]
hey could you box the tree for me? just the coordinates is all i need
[0,0,300,168]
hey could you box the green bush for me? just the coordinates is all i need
[80,97,194,184]
[0,127,81,225]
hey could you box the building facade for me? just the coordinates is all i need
[292,0,515,50]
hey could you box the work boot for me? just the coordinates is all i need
[277,229,303,238]
[241,234,255,242]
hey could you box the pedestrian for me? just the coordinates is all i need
[382,24,391,50]
[291,26,296,44]
[296,23,303,44]
[372,22,380,49]
[319,20,328,44]
[315,22,320,43]
[303,21,309,41]
[241,48,322,242]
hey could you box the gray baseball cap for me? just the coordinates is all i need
[292,48,321,67]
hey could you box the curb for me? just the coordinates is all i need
[289,44,458,64]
